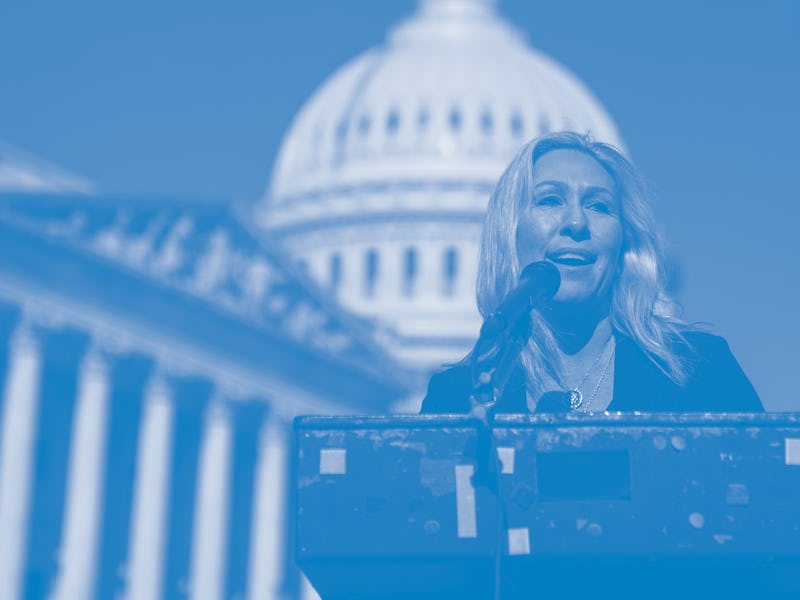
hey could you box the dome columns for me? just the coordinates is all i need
[283,220,483,367]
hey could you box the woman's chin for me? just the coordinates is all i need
[549,287,610,312]
[552,289,595,306]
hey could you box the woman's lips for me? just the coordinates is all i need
[547,250,597,266]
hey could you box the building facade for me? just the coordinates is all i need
[0,191,408,600]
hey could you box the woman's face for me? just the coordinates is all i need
[516,148,623,307]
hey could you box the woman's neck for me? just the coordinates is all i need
[538,300,614,356]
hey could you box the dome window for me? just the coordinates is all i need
[365,248,379,297]
[329,252,342,292]
[480,111,493,135]
[511,112,525,138]
[443,247,458,296]
[386,110,400,135]
[418,109,430,130]
[358,114,371,136]
[449,107,462,133]
[403,247,418,297]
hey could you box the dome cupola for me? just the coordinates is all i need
[258,0,623,369]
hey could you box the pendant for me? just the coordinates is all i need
[567,389,583,409]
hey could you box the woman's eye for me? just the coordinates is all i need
[535,195,561,207]
[586,197,614,214]
[587,200,611,214]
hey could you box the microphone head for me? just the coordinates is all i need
[519,261,561,301]
[478,260,561,338]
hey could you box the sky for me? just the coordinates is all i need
[1,0,799,409]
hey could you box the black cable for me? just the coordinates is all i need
[469,319,531,600]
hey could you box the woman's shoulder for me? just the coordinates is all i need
[680,330,731,353]
[671,329,763,411]
[614,328,763,412]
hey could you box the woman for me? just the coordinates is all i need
[422,132,762,414]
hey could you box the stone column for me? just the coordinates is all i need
[49,351,111,600]
[300,574,322,600]
[246,418,290,600]
[187,401,232,600]
[415,241,440,303]
[124,377,175,600]
[0,326,42,600]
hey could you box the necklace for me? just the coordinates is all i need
[579,338,616,412]
[559,335,615,410]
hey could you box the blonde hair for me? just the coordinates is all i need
[476,132,693,394]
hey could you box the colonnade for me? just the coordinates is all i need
[0,310,307,600]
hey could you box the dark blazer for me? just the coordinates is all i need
[421,332,763,414]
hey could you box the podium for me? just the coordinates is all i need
[293,413,800,599]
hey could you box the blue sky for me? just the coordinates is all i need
[1,0,798,408]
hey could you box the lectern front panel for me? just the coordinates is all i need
[294,413,800,599]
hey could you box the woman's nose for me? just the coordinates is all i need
[560,202,590,240]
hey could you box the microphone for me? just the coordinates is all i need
[467,263,560,499]
[480,261,560,338]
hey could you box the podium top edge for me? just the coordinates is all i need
[293,412,800,430]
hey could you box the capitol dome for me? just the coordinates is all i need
[257,0,624,370]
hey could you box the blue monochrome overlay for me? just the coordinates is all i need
[0,0,797,599]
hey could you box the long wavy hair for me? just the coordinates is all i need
[476,131,693,394]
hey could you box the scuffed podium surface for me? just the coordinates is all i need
[293,413,800,599]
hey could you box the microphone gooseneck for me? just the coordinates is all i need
[470,261,561,413]
[467,261,561,600]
